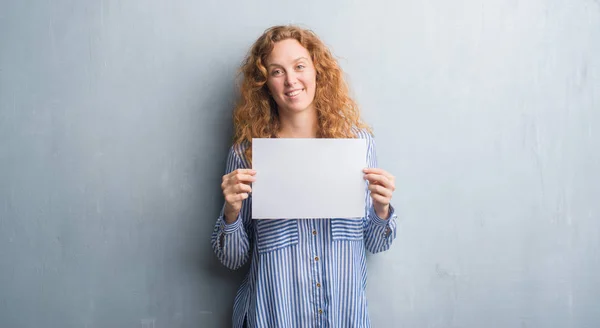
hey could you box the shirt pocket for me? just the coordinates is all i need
[330,218,365,241]
[255,219,299,254]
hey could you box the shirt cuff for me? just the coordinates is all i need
[220,214,243,234]
[369,204,396,227]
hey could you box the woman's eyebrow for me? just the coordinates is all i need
[267,57,310,68]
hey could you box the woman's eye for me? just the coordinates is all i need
[271,69,283,76]
[297,64,305,70]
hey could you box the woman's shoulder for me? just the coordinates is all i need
[228,141,251,168]
[351,126,375,141]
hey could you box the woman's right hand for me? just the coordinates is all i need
[221,169,256,223]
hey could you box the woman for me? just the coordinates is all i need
[211,25,398,328]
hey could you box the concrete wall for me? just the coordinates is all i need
[1,0,599,327]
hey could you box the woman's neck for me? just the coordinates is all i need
[277,109,319,138]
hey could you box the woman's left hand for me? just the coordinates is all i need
[363,168,396,219]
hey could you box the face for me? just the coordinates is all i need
[264,39,317,115]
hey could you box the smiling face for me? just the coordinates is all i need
[265,38,317,116]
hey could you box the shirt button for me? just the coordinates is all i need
[314,256,319,261]
[312,230,317,235]
[318,309,323,314]
[316,283,321,288]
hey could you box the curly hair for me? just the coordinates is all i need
[232,25,372,162]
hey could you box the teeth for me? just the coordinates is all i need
[286,89,301,97]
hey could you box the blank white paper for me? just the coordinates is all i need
[251,138,367,219]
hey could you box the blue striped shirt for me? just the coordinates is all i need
[211,129,398,328]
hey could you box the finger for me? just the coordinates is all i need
[225,193,248,205]
[228,173,257,185]
[364,173,389,185]
[224,169,256,181]
[368,183,393,198]
[225,192,249,204]
[363,168,394,181]
[221,175,253,191]
[224,183,252,196]
[232,183,252,194]
[364,174,395,191]
[370,193,390,206]
[233,169,257,175]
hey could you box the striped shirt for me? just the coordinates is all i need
[211,130,398,328]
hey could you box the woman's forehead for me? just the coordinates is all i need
[266,39,311,65]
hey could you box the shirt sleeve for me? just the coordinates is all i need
[362,132,398,253]
[210,145,252,270]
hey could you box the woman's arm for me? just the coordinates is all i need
[362,133,398,253]
[211,145,253,269]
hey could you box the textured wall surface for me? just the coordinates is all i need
[1,0,599,327]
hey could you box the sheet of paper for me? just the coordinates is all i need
[251,138,367,219]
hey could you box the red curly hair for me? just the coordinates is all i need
[232,25,372,162]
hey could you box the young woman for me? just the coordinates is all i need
[211,25,398,328]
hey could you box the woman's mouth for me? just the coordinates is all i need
[285,89,303,97]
